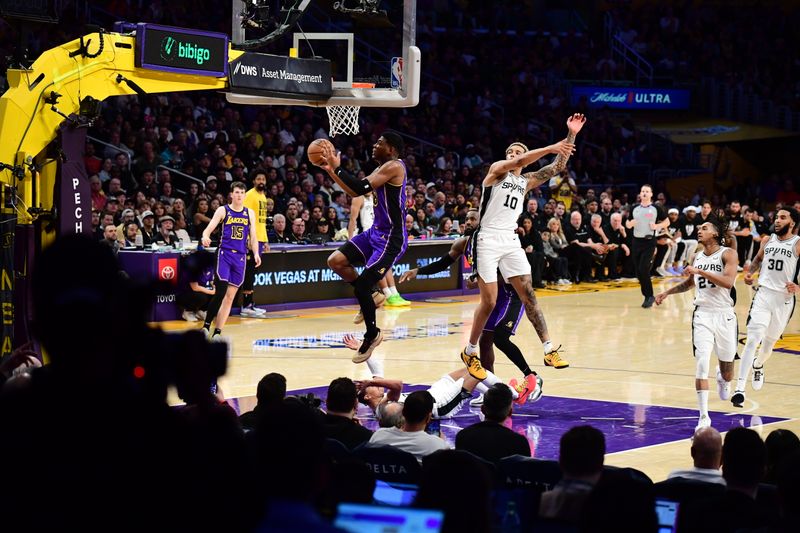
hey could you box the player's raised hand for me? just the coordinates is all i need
[342,333,361,351]
[566,113,587,134]
[399,269,418,283]
[318,142,341,172]
[549,139,576,158]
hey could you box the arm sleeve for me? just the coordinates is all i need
[335,168,372,195]
[417,254,456,275]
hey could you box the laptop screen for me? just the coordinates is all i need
[335,503,443,533]
[655,498,679,533]
[372,480,419,507]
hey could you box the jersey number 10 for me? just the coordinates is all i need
[503,195,518,209]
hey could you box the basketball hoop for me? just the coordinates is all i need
[326,105,361,136]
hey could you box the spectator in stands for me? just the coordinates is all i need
[123,222,140,248]
[539,425,606,523]
[238,372,287,432]
[288,218,307,244]
[326,206,341,231]
[267,214,290,243]
[541,229,571,285]
[519,216,546,288]
[90,175,107,212]
[96,212,114,241]
[192,198,212,239]
[156,215,179,247]
[368,390,449,462]
[101,224,120,256]
[666,426,725,485]
[308,217,332,244]
[321,377,373,450]
[139,210,157,247]
[115,209,136,243]
[406,214,421,238]
[684,427,772,531]
[587,214,611,281]
[455,383,529,463]
[604,213,629,280]
[550,170,577,211]
[414,450,492,533]
[564,211,600,283]
[764,429,800,484]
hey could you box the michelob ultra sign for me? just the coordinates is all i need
[571,86,690,110]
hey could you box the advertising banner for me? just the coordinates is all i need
[228,52,333,99]
[571,86,690,110]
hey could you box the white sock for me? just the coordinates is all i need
[366,357,384,378]
[482,370,501,386]
[389,286,399,296]
[543,340,553,354]
[697,390,709,418]
[475,382,489,394]
[465,342,478,356]
[736,337,760,390]
[382,287,392,297]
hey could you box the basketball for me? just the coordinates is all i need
[307,139,334,167]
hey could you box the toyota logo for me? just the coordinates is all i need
[161,266,175,280]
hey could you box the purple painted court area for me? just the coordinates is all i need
[229,385,787,461]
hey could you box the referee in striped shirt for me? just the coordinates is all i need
[625,184,669,308]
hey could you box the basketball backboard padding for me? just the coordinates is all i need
[225,45,420,108]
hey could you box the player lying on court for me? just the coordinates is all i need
[399,209,543,406]
[340,335,539,425]
[731,206,800,407]
[460,113,585,381]
[315,132,408,364]
[655,218,738,432]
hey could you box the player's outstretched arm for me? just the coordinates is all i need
[487,140,575,185]
[201,206,227,247]
[523,113,586,190]
[400,237,468,283]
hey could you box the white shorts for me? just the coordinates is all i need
[746,287,796,341]
[427,374,467,419]
[692,307,738,363]
[476,230,530,283]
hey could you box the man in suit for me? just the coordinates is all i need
[455,383,530,463]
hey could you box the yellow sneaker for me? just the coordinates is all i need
[460,349,486,380]
[543,346,569,369]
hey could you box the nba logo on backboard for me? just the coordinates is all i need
[158,258,178,284]
[391,57,403,89]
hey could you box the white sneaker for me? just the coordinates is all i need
[182,310,198,322]
[695,415,711,432]
[716,368,731,401]
[656,267,669,277]
[252,306,267,315]
[469,393,484,406]
[752,363,765,391]
[240,307,259,318]
[195,310,207,321]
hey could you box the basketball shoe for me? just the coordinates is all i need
[695,415,711,432]
[460,349,486,380]
[353,291,387,324]
[731,390,746,408]
[385,294,411,306]
[543,346,568,369]
[510,374,540,405]
[469,393,484,407]
[352,329,383,363]
[716,368,731,401]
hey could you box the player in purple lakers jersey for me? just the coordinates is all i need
[317,131,408,363]
[201,182,261,338]
[399,209,543,405]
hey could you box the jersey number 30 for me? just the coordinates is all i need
[767,258,784,271]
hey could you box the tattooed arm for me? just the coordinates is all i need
[654,274,696,305]
[524,113,586,191]
[744,238,767,285]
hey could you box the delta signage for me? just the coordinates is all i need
[228,52,333,99]
[136,23,228,77]
[571,86,690,110]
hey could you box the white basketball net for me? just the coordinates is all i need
[326,105,361,136]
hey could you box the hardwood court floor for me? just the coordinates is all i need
[163,276,800,482]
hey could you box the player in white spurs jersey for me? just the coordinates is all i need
[458,114,583,380]
[655,218,738,432]
[731,207,800,407]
